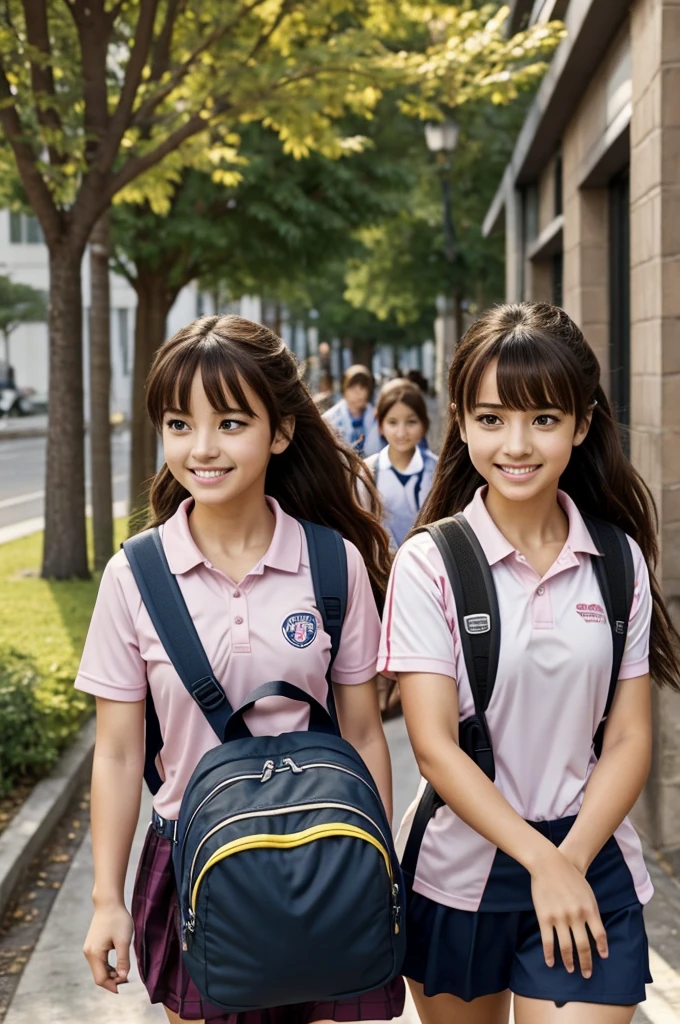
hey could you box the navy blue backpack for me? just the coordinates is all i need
[124,520,405,1012]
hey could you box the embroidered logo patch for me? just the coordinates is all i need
[282,612,318,648]
[576,602,606,624]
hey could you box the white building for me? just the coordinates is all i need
[0,209,262,421]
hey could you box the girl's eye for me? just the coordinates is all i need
[220,418,246,431]
[166,418,188,431]
[477,414,501,426]
[534,414,559,426]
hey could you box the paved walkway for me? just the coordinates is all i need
[5,718,680,1023]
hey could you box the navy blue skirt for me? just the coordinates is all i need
[403,816,652,1006]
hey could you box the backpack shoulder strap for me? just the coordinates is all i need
[581,515,635,753]
[401,513,501,889]
[299,520,348,733]
[423,513,501,722]
[123,529,240,791]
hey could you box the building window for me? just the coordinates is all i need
[609,168,630,448]
[9,212,44,244]
[118,308,130,376]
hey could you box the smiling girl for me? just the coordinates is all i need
[364,380,438,552]
[379,303,680,1024]
[77,316,404,1024]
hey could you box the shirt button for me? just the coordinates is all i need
[233,590,241,598]
[234,616,244,625]
[537,586,545,596]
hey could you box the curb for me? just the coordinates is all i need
[0,427,48,442]
[0,718,95,920]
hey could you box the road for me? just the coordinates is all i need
[0,431,131,532]
[4,717,680,1023]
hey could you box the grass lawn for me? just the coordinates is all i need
[0,520,129,800]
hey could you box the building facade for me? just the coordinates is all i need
[485,0,680,865]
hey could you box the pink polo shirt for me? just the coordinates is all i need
[75,498,380,819]
[379,487,653,911]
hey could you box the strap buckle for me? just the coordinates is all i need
[151,809,178,843]
[191,676,226,711]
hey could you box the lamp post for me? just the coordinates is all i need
[425,119,461,432]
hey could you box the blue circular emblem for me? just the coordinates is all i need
[282,612,318,649]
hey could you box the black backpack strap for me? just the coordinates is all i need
[401,513,501,890]
[124,528,241,792]
[425,513,501,752]
[582,515,635,755]
[300,520,348,734]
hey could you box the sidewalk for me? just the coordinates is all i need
[4,718,680,1023]
[0,415,48,442]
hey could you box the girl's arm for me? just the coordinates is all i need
[399,671,608,980]
[558,674,652,872]
[83,696,145,994]
[333,679,393,825]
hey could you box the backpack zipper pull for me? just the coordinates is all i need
[260,759,276,783]
[182,908,196,950]
[391,883,401,934]
[281,756,304,774]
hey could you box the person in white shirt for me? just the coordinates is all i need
[365,379,438,551]
[323,365,382,457]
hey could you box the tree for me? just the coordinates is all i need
[0,0,562,576]
[88,212,113,571]
[111,122,411,510]
[0,276,47,371]
[0,0,396,577]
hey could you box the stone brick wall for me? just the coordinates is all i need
[630,0,680,866]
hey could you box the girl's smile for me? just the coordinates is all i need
[461,360,591,505]
[162,370,290,508]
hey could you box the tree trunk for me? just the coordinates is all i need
[352,339,375,372]
[129,269,175,516]
[42,246,89,579]
[2,331,9,370]
[88,211,114,569]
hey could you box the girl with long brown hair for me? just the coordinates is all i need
[77,315,403,1024]
[380,302,680,1024]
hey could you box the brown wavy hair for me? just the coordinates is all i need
[140,315,392,607]
[419,301,680,690]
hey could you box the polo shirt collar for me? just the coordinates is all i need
[378,445,424,475]
[161,496,302,576]
[463,486,602,567]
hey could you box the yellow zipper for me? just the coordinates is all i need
[191,823,393,912]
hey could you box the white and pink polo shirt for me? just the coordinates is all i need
[75,497,381,820]
[379,487,653,912]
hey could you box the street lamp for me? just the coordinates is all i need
[425,119,461,430]
[425,119,459,262]
[424,120,460,155]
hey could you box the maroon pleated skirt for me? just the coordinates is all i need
[132,826,406,1023]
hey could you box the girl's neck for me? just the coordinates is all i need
[387,445,417,473]
[483,483,569,555]
[187,488,276,575]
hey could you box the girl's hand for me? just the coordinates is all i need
[83,904,133,993]
[530,847,608,979]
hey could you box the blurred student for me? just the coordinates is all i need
[365,379,437,551]
[323,364,382,457]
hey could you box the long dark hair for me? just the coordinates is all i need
[420,301,680,690]
[141,315,392,606]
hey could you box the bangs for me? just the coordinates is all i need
[462,329,582,416]
[148,332,262,428]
